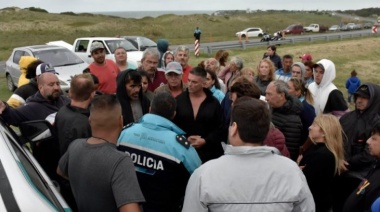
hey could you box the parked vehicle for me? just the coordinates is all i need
[5,45,88,92]
[364,23,373,29]
[354,24,362,30]
[235,27,264,38]
[121,36,157,51]
[347,23,356,30]
[72,37,143,67]
[283,24,304,35]
[0,117,71,211]
[329,25,341,31]
[340,24,349,31]
[304,24,328,32]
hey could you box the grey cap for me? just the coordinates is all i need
[90,42,105,53]
[165,61,183,75]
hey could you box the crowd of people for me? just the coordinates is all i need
[1,41,380,212]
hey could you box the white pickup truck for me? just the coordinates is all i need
[48,37,143,67]
[304,24,328,32]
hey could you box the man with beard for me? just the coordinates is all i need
[88,41,120,94]
[174,46,192,83]
[116,69,150,125]
[0,72,69,183]
[138,48,167,92]
[0,72,69,126]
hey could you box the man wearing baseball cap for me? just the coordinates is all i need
[335,83,380,211]
[154,61,187,98]
[299,53,313,63]
[88,41,120,94]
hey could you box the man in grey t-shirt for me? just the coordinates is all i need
[57,95,145,211]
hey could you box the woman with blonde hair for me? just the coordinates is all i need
[253,58,276,95]
[288,77,316,143]
[298,114,345,212]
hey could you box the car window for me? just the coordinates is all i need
[105,40,138,53]
[75,40,89,52]
[248,29,258,32]
[139,37,156,48]
[0,121,64,211]
[34,48,84,67]
[126,38,138,49]
[12,51,26,64]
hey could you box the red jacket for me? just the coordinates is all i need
[264,128,290,158]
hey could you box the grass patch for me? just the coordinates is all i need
[66,21,95,27]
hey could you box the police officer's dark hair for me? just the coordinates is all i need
[150,92,176,120]
[231,97,270,143]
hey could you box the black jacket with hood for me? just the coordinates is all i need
[340,83,380,178]
[1,91,69,126]
[116,70,150,126]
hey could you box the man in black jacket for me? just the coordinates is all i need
[0,72,70,183]
[263,45,282,70]
[343,123,380,212]
[116,69,150,125]
[334,83,380,212]
[173,67,224,163]
[55,73,95,156]
[265,80,303,161]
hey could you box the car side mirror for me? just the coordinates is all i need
[19,120,55,144]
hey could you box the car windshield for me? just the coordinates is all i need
[0,119,65,211]
[286,25,296,30]
[34,48,84,67]
[105,40,138,53]
[140,37,157,47]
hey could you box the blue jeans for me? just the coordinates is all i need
[348,92,354,103]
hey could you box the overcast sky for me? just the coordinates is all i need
[0,0,379,13]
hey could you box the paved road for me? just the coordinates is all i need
[171,28,372,53]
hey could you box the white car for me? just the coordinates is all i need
[5,45,88,92]
[329,25,340,31]
[0,118,71,211]
[235,27,264,38]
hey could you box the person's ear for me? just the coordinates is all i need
[230,122,238,137]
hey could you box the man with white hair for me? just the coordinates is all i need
[138,48,167,92]
[174,45,192,83]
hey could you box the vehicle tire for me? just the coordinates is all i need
[260,38,265,42]
[6,74,16,92]
[241,34,246,38]
[258,33,263,37]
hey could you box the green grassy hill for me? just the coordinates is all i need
[0,8,349,60]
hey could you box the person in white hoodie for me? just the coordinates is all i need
[308,59,348,117]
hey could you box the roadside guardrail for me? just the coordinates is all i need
[204,31,378,56]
